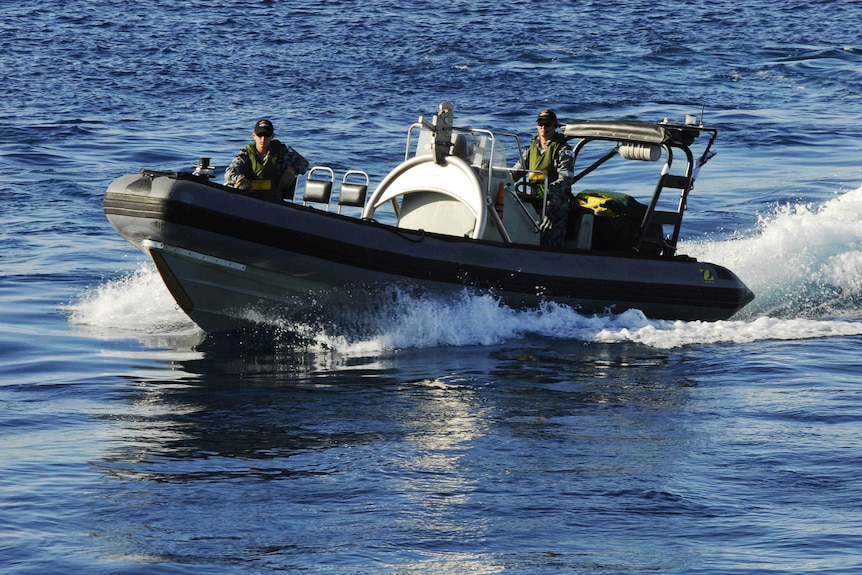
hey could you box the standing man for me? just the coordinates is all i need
[225,118,309,202]
[514,109,575,247]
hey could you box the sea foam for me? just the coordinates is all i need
[68,187,862,351]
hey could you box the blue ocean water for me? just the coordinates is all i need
[2,1,862,573]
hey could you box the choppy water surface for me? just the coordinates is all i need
[2,1,862,573]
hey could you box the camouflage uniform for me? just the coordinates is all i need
[225,137,309,202]
[515,129,575,247]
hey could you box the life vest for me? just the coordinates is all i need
[244,141,285,192]
[526,133,568,185]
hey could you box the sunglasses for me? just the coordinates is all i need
[537,121,555,127]
[255,132,274,138]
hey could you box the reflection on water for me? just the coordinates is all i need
[90,337,701,572]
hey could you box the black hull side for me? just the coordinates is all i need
[104,173,754,332]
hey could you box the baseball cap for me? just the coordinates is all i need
[254,118,274,136]
[536,109,558,126]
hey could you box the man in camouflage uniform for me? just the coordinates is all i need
[225,118,309,202]
[514,109,575,247]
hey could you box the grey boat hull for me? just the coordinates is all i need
[104,171,754,334]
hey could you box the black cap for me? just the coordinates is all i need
[536,109,558,126]
[254,118,274,136]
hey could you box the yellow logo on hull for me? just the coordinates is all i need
[699,267,715,283]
